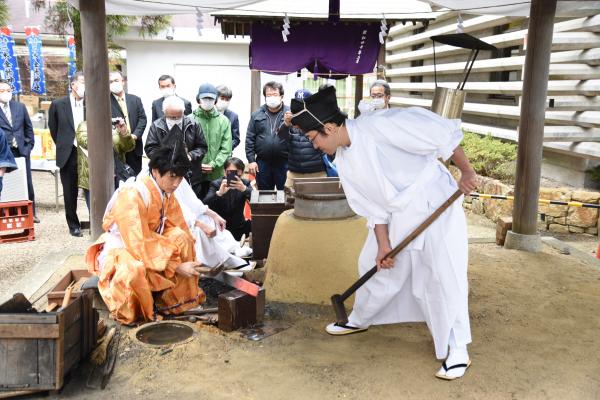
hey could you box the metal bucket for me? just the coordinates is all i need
[431,87,466,119]
[292,177,355,220]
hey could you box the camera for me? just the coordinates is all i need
[111,117,124,127]
[226,170,238,187]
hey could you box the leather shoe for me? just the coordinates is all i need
[33,216,40,224]
[69,228,83,237]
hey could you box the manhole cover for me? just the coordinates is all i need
[135,322,194,346]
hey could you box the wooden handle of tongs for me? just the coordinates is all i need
[60,281,76,310]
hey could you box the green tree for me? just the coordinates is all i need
[31,0,170,70]
[0,1,9,27]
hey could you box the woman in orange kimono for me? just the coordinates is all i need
[87,144,205,325]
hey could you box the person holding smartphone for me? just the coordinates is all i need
[204,157,252,241]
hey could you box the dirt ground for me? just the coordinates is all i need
[20,241,597,400]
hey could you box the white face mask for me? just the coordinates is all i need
[371,98,386,110]
[161,88,175,98]
[200,98,215,111]
[216,99,229,112]
[75,84,85,99]
[265,96,281,109]
[0,92,12,104]
[166,118,183,130]
[110,82,123,94]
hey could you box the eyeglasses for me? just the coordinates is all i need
[370,93,385,99]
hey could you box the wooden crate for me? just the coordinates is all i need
[0,291,98,393]
[47,270,92,307]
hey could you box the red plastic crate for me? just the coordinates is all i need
[0,200,35,244]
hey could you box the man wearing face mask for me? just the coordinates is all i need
[191,83,232,200]
[0,79,37,221]
[245,81,289,190]
[49,72,86,237]
[215,85,240,151]
[145,95,207,192]
[151,75,193,123]
[109,70,147,175]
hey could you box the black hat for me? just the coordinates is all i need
[290,86,341,132]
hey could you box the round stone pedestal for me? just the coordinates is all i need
[264,210,368,305]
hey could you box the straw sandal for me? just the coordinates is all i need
[325,322,368,336]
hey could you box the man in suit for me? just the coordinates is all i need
[109,70,147,174]
[151,74,192,124]
[0,79,38,221]
[48,72,86,237]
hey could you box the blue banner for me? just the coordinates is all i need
[0,27,22,94]
[25,26,46,95]
[67,36,76,83]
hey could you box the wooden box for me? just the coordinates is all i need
[250,190,290,260]
[0,291,98,393]
[218,288,265,332]
[47,270,92,307]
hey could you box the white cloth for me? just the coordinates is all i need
[70,94,84,146]
[174,177,247,269]
[336,107,471,359]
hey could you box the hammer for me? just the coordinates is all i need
[331,189,463,325]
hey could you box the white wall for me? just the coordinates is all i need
[121,38,251,160]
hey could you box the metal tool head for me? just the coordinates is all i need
[330,294,349,325]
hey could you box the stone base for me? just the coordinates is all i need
[504,230,542,252]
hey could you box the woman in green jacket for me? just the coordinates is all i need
[75,118,135,208]
[192,83,232,200]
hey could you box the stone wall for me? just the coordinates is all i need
[450,167,600,235]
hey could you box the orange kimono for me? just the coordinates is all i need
[86,175,205,324]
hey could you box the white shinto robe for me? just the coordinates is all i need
[336,107,471,359]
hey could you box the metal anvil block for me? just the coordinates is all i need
[218,288,265,332]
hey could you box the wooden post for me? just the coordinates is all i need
[354,74,363,118]
[250,70,261,114]
[377,40,386,80]
[507,0,557,249]
[80,0,113,240]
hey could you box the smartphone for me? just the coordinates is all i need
[226,170,238,186]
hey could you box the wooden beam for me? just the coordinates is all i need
[546,96,600,111]
[386,15,600,63]
[512,0,558,236]
[386,50,600,77]
[388,80,600,96]
[461,122,600,161]
[0,323,60,338]
[354,75,364,117]
[250,70,261,115]
[543,126,600,142]
[80,0,113,240]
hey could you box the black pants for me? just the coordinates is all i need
[10,148,36,215]
[229,220,251,241]
[193,181,211,203]
[125,151,142,176]
[59,147,80,231]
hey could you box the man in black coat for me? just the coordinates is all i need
[204,157,251,241]
[48,72,86,237]
[145,95,207,189]
[216,85,240,151]
[245,81,289,190]
[0,79,38,221]
[151,74,193,123]
[109,70,147,174]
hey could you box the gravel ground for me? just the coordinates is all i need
[0,171,90,300]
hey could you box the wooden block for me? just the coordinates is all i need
[218,288,265,332]
[496,216,513,246]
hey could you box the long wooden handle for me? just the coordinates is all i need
[340,189,463,301]
[61,282,75,310]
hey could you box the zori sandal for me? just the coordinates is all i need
[325,322,368,336]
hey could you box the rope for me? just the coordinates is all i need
[468,193,600,210]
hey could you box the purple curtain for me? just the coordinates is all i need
[250,22,381,77]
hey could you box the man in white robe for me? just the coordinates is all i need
[290,86,478,380]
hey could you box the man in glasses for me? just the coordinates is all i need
[290,86,477,381]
